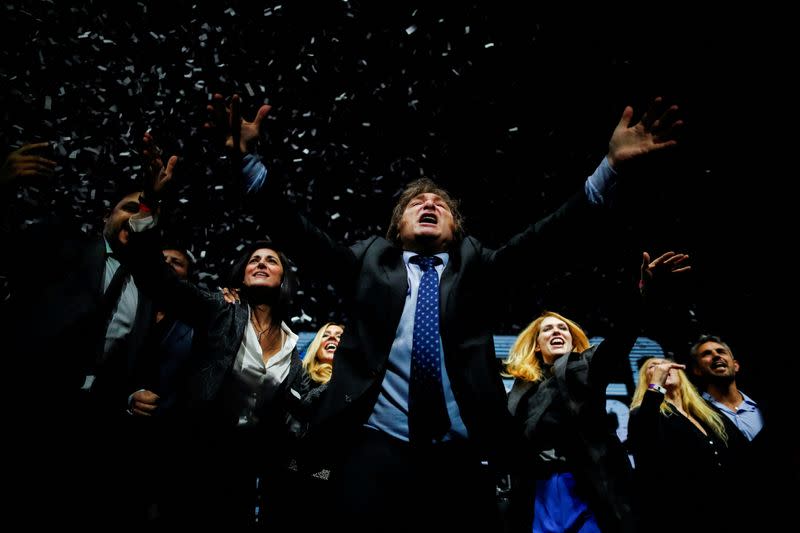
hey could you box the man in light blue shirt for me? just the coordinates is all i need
[689,334,764,440]
[209,93,683,533]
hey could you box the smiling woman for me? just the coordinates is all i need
[506,312,591,381]
[303,322,345,387]
[240,247,287,352]
[504,308,638,532]
[503,251,690,532]
[123,230,310,530]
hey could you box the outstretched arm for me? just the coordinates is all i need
[127,134,217,326]
[203,93,360,288]
[588,251,692,388]
[584,98,682,206]
[491,98,684,275]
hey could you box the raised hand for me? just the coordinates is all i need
[640,251,691,291]
[645,360,685,388]
[0,142,56,186]
[142,131,177,197]
[204,93,271,154]
[607,97,683,169]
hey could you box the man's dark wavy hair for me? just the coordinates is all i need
[386,178,464,247]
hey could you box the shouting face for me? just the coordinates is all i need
[316,324,344,364]
[397,193,456,253]
[535,316,574,364]
[692,341,738,382]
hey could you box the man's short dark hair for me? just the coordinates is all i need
[161,243,194,273]
[689,334,732,367]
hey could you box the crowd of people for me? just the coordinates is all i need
[1,88,779,532]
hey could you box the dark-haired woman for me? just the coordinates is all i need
[124,224,310,530]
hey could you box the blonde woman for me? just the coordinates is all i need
[628,358,733,532]
[302,322,345,387]
[504,251,689,533]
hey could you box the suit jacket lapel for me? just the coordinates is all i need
[508,379,535,416]
[439,249,459,334]
[227,303,249,373]
[365,248,408,371]
[87,237,107,300]
[198,302,248,403]
[522,379,559,439]
[126,294,153,369]
[381,247,408,336]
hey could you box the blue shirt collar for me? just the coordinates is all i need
[403,250,449,269]
[702,390,759,409]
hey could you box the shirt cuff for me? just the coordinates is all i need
[242,153,268,194]
[584,156,618,207]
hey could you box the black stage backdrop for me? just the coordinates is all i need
[1,3,791,429]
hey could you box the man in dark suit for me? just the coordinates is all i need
[1,140,176,528]
[208,94,682,532]
[128,245,196,417]
[124,244,200,525]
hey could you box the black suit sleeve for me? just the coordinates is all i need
[125,227,219,328]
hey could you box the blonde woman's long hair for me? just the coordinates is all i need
[504,311,591,383]
[631,357,728,444]
[302,322,344,384]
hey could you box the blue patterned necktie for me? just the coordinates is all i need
[408,254,450,443]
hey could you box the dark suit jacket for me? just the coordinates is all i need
[137,316,195,415]
[707,396,781,530]
[259,185,601,463]
[4,223,154,414]
[1,206,159,526]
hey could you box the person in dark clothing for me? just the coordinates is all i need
[128,245,196,416]
[123,245,199,524]
[504,251,689,532]
[204,92,682,532]
[125,203,311,529]
[1,139,175,528]
[687,334,780,531]
[628,358,734,532]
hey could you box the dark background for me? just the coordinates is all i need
[1,2,788,405]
